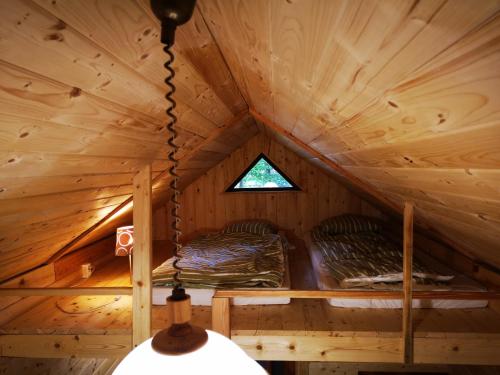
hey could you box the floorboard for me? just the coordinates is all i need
[1,240,499,337]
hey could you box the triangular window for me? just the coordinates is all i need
[226,153,300,192]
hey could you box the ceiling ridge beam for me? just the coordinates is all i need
[195,3,250,112]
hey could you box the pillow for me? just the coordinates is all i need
[319,214,381,234]
[223,220,276,235]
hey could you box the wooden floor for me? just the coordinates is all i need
[1,239,499,338]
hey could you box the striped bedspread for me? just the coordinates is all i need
[153,232,285,288]
[312,230,454,288]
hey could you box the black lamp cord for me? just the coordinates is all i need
[163,42,183,291]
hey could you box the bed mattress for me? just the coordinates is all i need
[153,231,291,306]
[306,232,488,309]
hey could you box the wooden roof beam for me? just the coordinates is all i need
[250,109,401,216]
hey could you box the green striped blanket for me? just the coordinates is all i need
[153,232,285,288]
[312,229,454,288]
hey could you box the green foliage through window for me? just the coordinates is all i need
[227,154,299,192]
[235,158,291,189]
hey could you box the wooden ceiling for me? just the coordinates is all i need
[0,0,255,281]
[0,0,499,280]
[198,0,500,268]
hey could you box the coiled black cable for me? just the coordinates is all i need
[163,43,182,290]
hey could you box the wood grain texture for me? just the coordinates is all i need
[0,287,132,297]
[0,0,252,279]
[198,0,500,268]
[212,297,231,338]
[1,242,500,365]
[0,0,499,286]
[131,164,152,347]
[159,132,382,240]
[0,334,131,358]
[0,357,120,375]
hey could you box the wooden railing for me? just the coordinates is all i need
[0,287,132,297]
[2,197,499,362]
[212,202,500,365]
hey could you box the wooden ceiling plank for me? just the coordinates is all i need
[0,173,138,200]
[0,150,169,179]
[319,13,500,155]
[1,220,105,255]
[387,191,500,233]
[251,108,401,215]
[173,7,247,114]
[0,60,209,156]
[330,122,500,169]
[329,0,500,120]
[368,182,500,222]
[416,209,500,267]
[0,61,210,161]
[39,0,243,121]
[0,188,132,217]
[0,0,222,132]
[0,205,119,245]
[0,61,167,142]
[0,200,122,230]
[198,0,273,118]
[268,0,342,136]
[346,166,500,201]
[0,113,166,159]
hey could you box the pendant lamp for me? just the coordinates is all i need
[114,1,265,373]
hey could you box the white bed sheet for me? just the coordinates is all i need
[306,232,488,309]
[153,287,290,306]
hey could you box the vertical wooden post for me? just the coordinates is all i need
[132,164,152,347]
[402,202,414,364]
[212,297,231,338]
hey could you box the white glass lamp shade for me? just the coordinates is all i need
[114,330,266,375]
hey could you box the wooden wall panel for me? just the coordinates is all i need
[159,132,382,239]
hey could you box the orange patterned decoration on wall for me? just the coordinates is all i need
[115,226,134,256]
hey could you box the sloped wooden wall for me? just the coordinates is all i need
[156,132,382,239]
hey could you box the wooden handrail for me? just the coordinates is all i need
[213,289,500,300]
[0,287,132,296]
[1,287,496,299]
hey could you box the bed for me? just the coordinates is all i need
[306,214,488,309]
[152,221,291,306]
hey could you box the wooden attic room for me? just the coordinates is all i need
[1,0,500,374]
